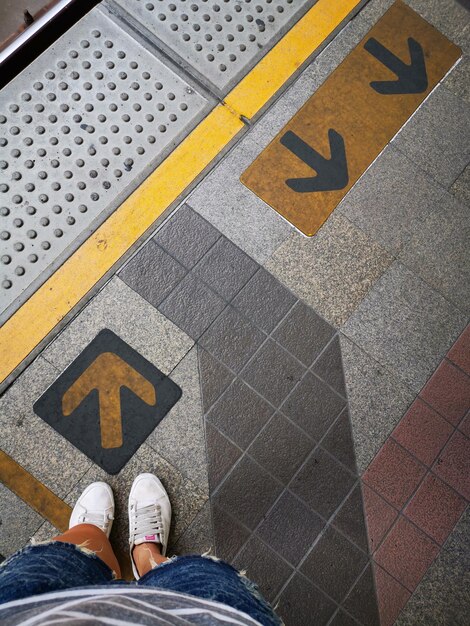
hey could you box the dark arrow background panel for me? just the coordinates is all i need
[34,329,181,474]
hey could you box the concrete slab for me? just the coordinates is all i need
[0,485,43,558]
[340,335,415,473]
[342,262,467,393]
[392,86,470,188]
[146,347,209,495]
[265,214,393,327]
[42,277,193,375]
[399,191,470,314]
[188,136,293,264]
[338,146,447,254]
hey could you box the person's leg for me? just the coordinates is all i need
[128,473,280,626]
[52,482,120,577]
[0,482,119,605]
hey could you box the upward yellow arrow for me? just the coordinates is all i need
[62,352,156,449]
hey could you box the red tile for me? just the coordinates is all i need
[363,439,426,509]
[404,473,466,544]
[374,564,411,626]
[458,411,470,438]
[362,484,398,552]
[433,430,470,500]
[374,516,439,592]
[421,359,470,425]
[392,398,453,466]
[447,325,470,376]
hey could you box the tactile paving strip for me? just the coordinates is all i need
[0,7,209,320]
[113,0,314,92]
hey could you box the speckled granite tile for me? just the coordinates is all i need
[342,262,467,393]
[42,277,193,375]
[0,485,44,557]
[265,214,393,328]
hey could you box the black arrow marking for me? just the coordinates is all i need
[280,129,349,193]
[364,37,428,95]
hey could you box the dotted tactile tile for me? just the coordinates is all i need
[0,8,208,319]
[113,0,314,91]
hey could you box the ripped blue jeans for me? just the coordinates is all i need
[0,543,281,626]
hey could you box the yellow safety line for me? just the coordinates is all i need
[0,0,362,385]
[0,450,72,532]
[225,0,363,119]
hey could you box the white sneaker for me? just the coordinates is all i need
[69,482,115,538]
[128,473,171,579]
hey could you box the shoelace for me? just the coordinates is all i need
[79,511,113,533]
[131,503,164,543]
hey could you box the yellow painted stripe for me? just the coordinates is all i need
[0,450,71,532]
[0,0,362,385]
[225,0,362,119]
[0,106,243,383]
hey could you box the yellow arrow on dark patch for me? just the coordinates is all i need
[62,352,156,449]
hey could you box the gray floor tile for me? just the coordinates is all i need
[213,456,283,531]
[331,485,369,553]
[265,214,393,327]
[193,237,259,301]
[329,609,359,626]
[342,262,467,393]
[338,146,447,254]
[444,56,470,105]
[232,268,297,334]
[248,413,315,485]
[398,192,470,314]
[189,135,292,264]
[392,87,470,188]
[339,335,415,473]
[42,277,193,375]
[290,448,356,520]
[256,491,324,567]
[119,241,186,308]
[311,336,347,398]
[207,379,274,450]
[174,502,214,556]
[360,0,394,24]
[405,0,470,43]
[158,273,226,340]
[206,422,242,493]
[153,204,220,269]
[146,348,208,495]
[300,525,368,604]
[199,306,266,373]
[273,301,335,367]
[0,485,44,557]
[198,348,235,412]
[212,505,250,563]
[241,339,305,408]
[281,372,346,442]
[0,357,92,498]
[233,536,294,603]
[321,409,358,474]
[450,164,470,206]
[395,506,470,625]
[31,521,59,544]
[277,573,337,626]
[342,564,380,626]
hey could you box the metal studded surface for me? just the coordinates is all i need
[113,0,314,91]
[0,7,209,320]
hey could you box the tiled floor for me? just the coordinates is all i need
[1,0,469,624]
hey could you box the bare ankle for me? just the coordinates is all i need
[132,542,167,577]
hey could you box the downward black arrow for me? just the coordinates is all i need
[280,129,349,193]
[364,37,428,95]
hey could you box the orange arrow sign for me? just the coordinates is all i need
[62,352,156,449]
